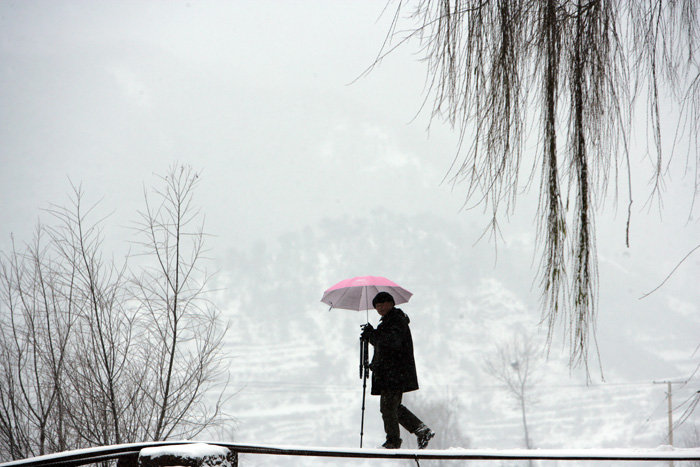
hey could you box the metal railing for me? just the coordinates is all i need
[2,441,700,466]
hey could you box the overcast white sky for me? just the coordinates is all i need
[1,1,698,381]
[0,1,471,252]
[2,0,696,243]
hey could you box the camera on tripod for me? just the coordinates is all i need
[359,325,371,379]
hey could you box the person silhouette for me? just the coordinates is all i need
[361,291,435,449]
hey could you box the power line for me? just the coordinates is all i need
[230,378,700,394]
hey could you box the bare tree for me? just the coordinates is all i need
[131,165,229,441]
[0,169,230,461]
[373,0,700,371]
[484,333,542,459]
[0,230,75,459]
[39,186,139,448]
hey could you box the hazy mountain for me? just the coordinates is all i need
[209,209,698,466]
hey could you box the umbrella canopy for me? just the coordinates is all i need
[321,275,413,311]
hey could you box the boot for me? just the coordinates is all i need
[415,424,435,449]
[381,438,402,449]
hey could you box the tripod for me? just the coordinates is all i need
[359,334,370,448]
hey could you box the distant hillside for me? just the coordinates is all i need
[210,209,699,466]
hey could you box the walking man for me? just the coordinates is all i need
[361,291,435,449]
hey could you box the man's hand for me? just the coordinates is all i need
[360,323,374,340]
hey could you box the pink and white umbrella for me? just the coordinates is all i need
[320,275,413,311]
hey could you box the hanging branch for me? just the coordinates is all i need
[375,0,699,372]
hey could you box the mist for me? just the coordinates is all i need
[1,1,698,465]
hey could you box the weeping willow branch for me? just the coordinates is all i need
[536,0,565,344]
[379,0,699,371]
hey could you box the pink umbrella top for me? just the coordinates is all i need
[326,275,402,291]
[321,275,413,311]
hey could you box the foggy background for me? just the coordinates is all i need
[1,1,698,465]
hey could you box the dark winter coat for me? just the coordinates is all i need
[368,307,419,396]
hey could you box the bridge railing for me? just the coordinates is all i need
[2,441,700,467]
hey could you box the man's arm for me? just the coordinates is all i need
[368,321,404,349]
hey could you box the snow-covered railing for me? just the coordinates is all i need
[0,442,194,467]
[2,441,700,466]
[139,444,235,467]
[229,444,700,462]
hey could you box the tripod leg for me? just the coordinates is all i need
[360,364,367,447]
[360,338,371,447]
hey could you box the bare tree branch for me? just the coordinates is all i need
[131,165,229,441]
[0,168,230,461]
[375,0,699,372]
[484,332,543,456]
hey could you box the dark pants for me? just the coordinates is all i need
[379,391,424,444]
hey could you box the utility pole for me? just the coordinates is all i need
[653,379,688,467]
